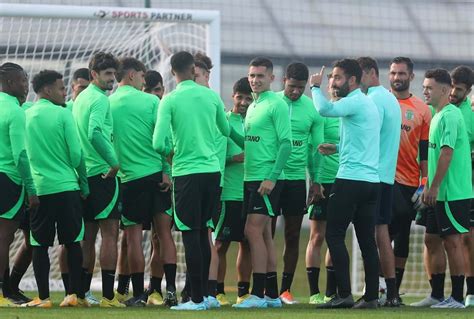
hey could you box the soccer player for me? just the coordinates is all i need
[358,57,402,306]
[449,66,474,306]
[72,52,123,307]
[305,72,340,305]
[23,70,88,308]
[311,59,380,309]
[215,77,253,305]
[65,68,91,111]
[231,57,292,309]
[276,62,323,304]
[110,57,176,307]
[144,70,164,99]
[153,51,229,311]
[421,68,472,308]
[0,62,39,308]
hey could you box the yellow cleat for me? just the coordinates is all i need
[60,294,78,307]
[100,296,126,308]
[114,291,129,303]
[216,293,230,306]
[77,298,91,308]
[236,293,250,304]
[22,297,52,308]
[147,291,164,305]
[0,295,17,307]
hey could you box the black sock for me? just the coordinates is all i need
[429,278,433,288]
[182,272,190,294]
[326,266,336,297]
[217,282,225,294]
[306,267,320,295]
[208,280,217,297]
[280,272,294,294]
[451,275,464,303]
[61,273,70,296]
[2,268,10,297]
[32,247,50,300]
[10,266,27,293]
[131,272,144,297]
[265,272,278,299]
[385,277,397,299]
[466,276,474,295]
[163,264,177,291]
[251,273,265,298]
[395,267,405,292]
[101,269,116,300]
[117,274,131,295]
[86,272,93,292]
[150,276,162,294]
[181,230,205,303]
[66,242,84,299]
[431,273,445,300]
[237,281,250,297]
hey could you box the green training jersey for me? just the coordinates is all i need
[277,91,323,181]
[221,111,245,201]
[316,117,340,184]
[244,90,292,182]
[216,131,227,187]
[65,100,74,112]
[458,97,474,150]
[109,85,163,183]
[25,98,86,195]
[153,80,229,177]
[428,104,472,201]
[72,83,118,177]
[21,101,34,111]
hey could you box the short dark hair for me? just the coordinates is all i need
[333,59,362,84]
[357,57,379,77]
[194,52,213,70]
[233,77,252,95]
[249,57,273,72]
[89,52,119,73]
[451,65,473,89]
[32,70,63,93]
[391,56,414,73]
[72,68,90,82]
[116,57,146,82]
[144,70,163,90]
[285,62,309,81]
[170,51,195,74]
[0,62,24,82]
[424,68,452,86]
[194,60,209,73]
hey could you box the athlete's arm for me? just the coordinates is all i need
[76,151,89,198]
[311,88,356,117]
[153,95,173,156]
[216,97,230,137]
[310,113,324,182]
[423,146,452,207]
[88,99,119,168]
[64,110,82,168]
[229,126,245,149]
[419,140,429,178]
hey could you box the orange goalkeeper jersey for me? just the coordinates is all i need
[395,94,432,187]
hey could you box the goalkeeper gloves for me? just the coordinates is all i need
[411,177,427,211]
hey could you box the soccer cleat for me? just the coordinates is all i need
[280,290,298,304]
[265,296,282,308]
[410,295,443,307]
[315,295,354,309]
[431,296,465,309]
[170,300,207,311]
[236,293,250,304]
[100,296,126,308]
[207,296,221,308]
[465,294,474,307]
[181,289,191,303]
[60,294,78,307]
[147,291,164,306]
[22,297,52,308]
[323,295,334,303]
[309,293,325,305]
[382,297,401,307]
[163,290,178,307]
[114,290,129,303]
[8,290,32,305]
[216,293,230,306]
[0,295,18,307]
[124,294,147,307]
[353,297,378,309]
[232,295,267,308]
[77,298,91,308]
[85,291,100,305]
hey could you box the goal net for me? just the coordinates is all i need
[0,3,220,291]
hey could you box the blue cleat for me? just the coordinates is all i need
[232,295,267,308]
[207,296,221,309]
[265,296,282,308]
[170,300,207,311]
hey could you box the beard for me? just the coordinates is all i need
[390,79,409,92]
[332,81,350,98]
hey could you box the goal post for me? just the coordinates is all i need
[0,2,220,291]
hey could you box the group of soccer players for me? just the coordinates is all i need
[0,50,473,311]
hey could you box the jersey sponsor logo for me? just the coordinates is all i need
[292,140,304,147]
[245,135,260,142]
[429,142,436,149]
[405,110,414,121]
[401,124,412,132]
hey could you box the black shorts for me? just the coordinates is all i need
[0,172,26,222]
[30,191,84,246]
[375,183,394,225]
[83,175,121,222]
[243,181,283,217]
[215,201,246,242]
[173,172,221,231]
[308,183,333,221]
[424,208,438,235]
[433,200,470,237]
[279,180,307,216]
[208,187,223,230]
[19,210,30,231]
[470,199,474,228]
[392,182,417,220]
[121,172,171,228]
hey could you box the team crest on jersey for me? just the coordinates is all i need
[405,110,414,120]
